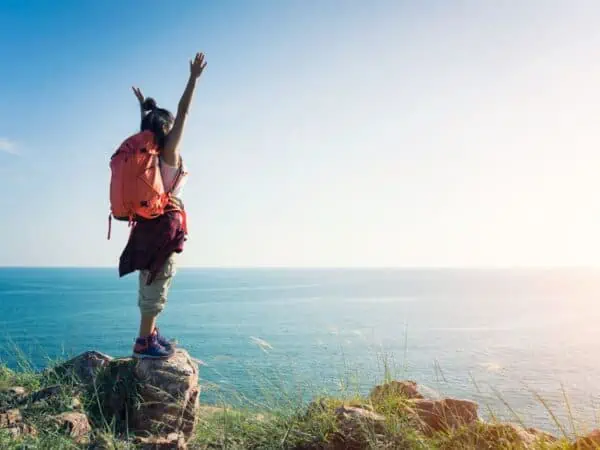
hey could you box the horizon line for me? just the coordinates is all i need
[0,265,599,270]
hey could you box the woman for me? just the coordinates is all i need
[119,52,207,359]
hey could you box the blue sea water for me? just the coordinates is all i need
[1,268,600,432]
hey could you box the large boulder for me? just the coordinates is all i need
[406,398,479,435]
[574,430,600,449]
[95,349,200,443]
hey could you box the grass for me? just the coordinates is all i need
[191,396,419,449]
[0,362,84,449]
[0,352,596,449]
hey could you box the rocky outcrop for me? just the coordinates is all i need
[0,408,37,438]
[5,360,600,450]
[408,398,479,435]
[368,380,562,447]
[52,412,91,444]
[1,349,199,448]
[94,349,200,443]
[0,379,86,441]
[371,379,479,435]
[574,430,600,449]
[0,408,23,428]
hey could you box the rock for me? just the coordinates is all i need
[4,422,37,438]
[0,408,37,438]
[515,425,556,446]
[133,350,200,440]
[574,430,600,449]
[370,380,424,402]
[9,387,26,395]
[406,398,479,435]
[0,387,28,409]
[335,405,386,432]
[52,412,91,444]
[51,350,113,385]
[330,405,386,450]
[6,387,27,398]
[440,422,556,449]
[133,432,187,449]
[0,409,22,428]
[96,349,200,443]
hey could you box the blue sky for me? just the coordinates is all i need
[1,0,600,267]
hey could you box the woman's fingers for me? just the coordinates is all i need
[132,86,144,103]
[189,52,207,78]
[191,53,207,73]
[194,53,204,66]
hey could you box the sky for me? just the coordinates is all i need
[1,0,600,268]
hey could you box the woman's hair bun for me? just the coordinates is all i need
[142,97,157,112]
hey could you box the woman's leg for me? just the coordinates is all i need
[139,314,157,338]
[138,254,176,325]
[134,254,177,358]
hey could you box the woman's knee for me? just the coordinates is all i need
[138,294,166,316]
[137,258,176,315]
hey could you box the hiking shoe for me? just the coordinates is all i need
[153,327,176,351]
[133,334,175,359]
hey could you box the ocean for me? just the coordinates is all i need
[1,268,599,432]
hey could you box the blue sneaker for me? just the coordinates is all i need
[153,327,176,351]
[133,333,174,359]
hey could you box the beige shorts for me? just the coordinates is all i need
[138,253,177,316]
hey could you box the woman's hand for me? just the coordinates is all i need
[132,86,145,106]
[189,52,207,79]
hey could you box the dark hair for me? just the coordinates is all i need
[140,98,174,149]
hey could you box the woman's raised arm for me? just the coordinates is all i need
[162,52,207,166]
